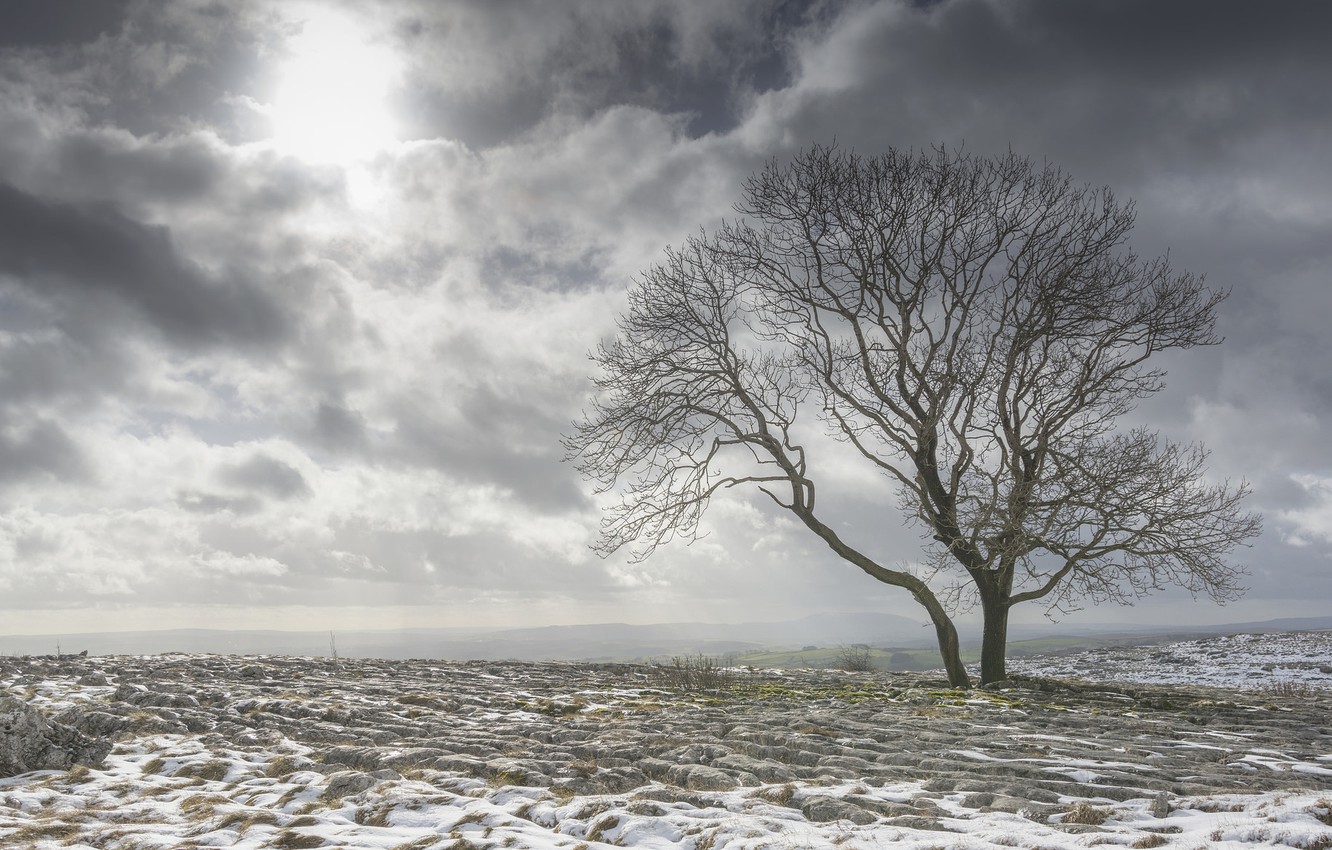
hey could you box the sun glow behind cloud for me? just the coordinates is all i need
[267,9,401,164]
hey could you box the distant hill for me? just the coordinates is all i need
[0,611,927,661]
[2,613,1328,663]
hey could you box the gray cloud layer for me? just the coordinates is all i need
[0,0,1328,633]
[0,182,284,347]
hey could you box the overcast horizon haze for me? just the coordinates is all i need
[2,0,1331,639]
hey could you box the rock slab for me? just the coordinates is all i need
[0,695,111,777]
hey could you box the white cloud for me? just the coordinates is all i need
[1278,475,1332,552]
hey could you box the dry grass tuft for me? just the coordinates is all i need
[66,763,93,783]
[266,755,306,778]
[4,822,85,844]
[140,756,168,775]
[1312,799,1332,826]
[271,829,326,849]
[215,809,282,834]
[1062,801,1111,825]
[178,792,225,819]
[452,809,489,829]
[177,760,231,782]
[752,783,797,807]
[585,813,622,843]
[355,804,395,828]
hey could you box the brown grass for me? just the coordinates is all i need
[178,792,226,819]
[1312,799,1332,826]
[271,829,326,849]
[266,755,307,778]
[177,760,231,782]
[1062,801,1111,825]
[752,783,797,806]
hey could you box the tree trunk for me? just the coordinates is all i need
[790,508,972,687]
[979,597,1009,684]
[928,608,971,689]
[910,587,970,688]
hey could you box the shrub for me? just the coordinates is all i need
[1261,678,1317,699]
[834,644,876,672]
[651,655,734,693]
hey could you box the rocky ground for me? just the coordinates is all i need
[1011,630,1332,691]
[1,636,1331,849]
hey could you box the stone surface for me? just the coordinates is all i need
[2,651,1330,823]
[322,769,377,799]
[0,695,111,776]
[802,794,878,824]
[1152,790,1172,818]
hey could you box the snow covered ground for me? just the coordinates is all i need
[4,742,1330,849]
[1,631,1329,849]
[1011,629,1332,691]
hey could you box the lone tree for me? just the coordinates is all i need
[566,145,1261,687]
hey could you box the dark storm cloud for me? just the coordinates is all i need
[0,418,89,486]
[718,0,1332,618]
[480,247,606,295]
[46,132,226,204]
[0,0,132,46]
[767,0,1332,449]
[394,0,819,147]
[390,385,592,516]
[0,2,273,144]
[218,454,312,501]
[0,182,285,348]
[309,401,371,456]
[776,0,1332,185]
[93,5,271,143]
[0,293,135,408]
[1010,0,1332,78]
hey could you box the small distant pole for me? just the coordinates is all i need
[56,640,62,660]
[329,631,340,671]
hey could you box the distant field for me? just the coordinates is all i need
[735,634,1161,671]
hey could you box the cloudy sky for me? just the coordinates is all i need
[1,0,1329,638]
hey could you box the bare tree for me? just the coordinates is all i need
[566,145,1261,687]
